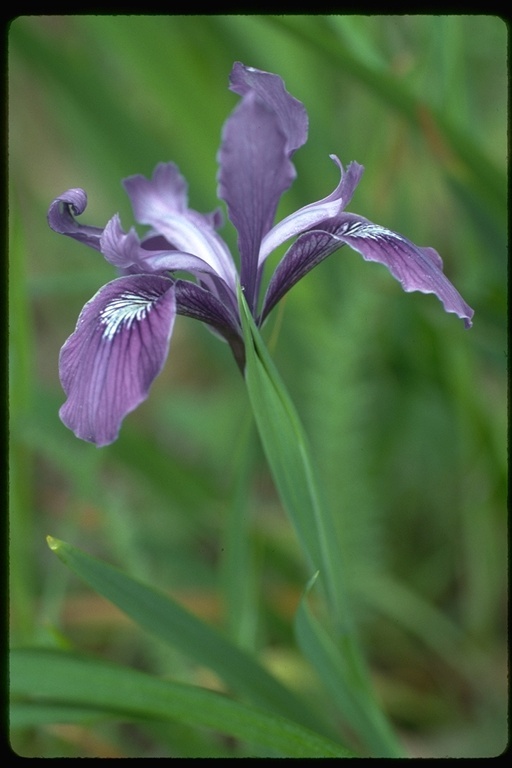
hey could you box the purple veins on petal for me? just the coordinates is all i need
[258,157,364,267]
[123,162,237,288]
[59,274,177,447]
[229,62,309,155]
[217,91,295,308]
[48,61,475,447]
[333,215,474,328]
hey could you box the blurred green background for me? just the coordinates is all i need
[9,15,507,757]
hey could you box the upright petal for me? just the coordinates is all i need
[218,92,294,310]
[229,62,308,155]
[47,188,104,250]
[258,157,364,266]
[123,163,236,288]
[123,162,189,221]
[59,274,176,446]
[100,214,142,268]
[100,214,235,296]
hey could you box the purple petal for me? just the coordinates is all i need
[47,188,104,250]
[333,215,474,327]
[100,214,142,268]
[123,163,236,287]
[334,214,474,328]
[229,62,308,155]
[59,274,176,446]
[261,213,474,328]
[123,162,189,222]
[100,214,234,293]
[261,229,346,322]
[175,279,240,334]
[258,157,364,266]
[218,91,295,309]
[174,280,245,372]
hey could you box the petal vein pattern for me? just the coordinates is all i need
[59,275,177,446]
[47,61,474,445]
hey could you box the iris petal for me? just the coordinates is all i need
[59,274,176,446]
[261,229,346,321]
[218,92,294,309]
[258,157,364,266]
[47,188,104,250]
[229,62,308,155]
[261,213,474,328]
[100,215,234,296]
[123,163,236,287]
[333,214,474,328]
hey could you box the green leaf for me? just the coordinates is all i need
[45,536,325,737]
[238,290,402,757]
[295,576,402,758]
[10,648,353,757]
[238,288,343,617]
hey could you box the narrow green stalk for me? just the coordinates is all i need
[238,288,402,756]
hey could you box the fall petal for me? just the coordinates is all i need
[59,274,177,446]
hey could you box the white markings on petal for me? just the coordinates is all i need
[99,290,160,341]
[337,219,401,240]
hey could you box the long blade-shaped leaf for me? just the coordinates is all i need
[10,648,353,757]
[238,288,344,619]
[45,536,325,736]
[295,578,402,758]
[238,290,402,756]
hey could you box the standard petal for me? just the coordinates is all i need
[100,214,142,268]
[123,163,236,288]
[333,215,474,327]
[229,62,308,155]
[218,92,295,310]
[123,162,189,222]
[100,215,235,295]
[258,157,364,266]
[59,274,176,446]
[47,188,104,250]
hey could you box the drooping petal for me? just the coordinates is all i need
[123,163,236,287]
[47,188,104,250]
[332,214,474,327]
[218,91,295,310]
[261,213,474,328]
[174,280,245,372]
[229,62,308,156]
[258,157,364,266]
[174,278,240,333]
[59,274,176,446]
[260,229,347,322]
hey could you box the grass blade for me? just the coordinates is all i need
[45,536,325,736]
[238,289,402,756]
[295,577,402,757]
[10,648,353,757]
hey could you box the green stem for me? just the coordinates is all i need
[238,288,402,756]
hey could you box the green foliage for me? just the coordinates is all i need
[9,14,507,758]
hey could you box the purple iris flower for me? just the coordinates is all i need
[48,62,473,447]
